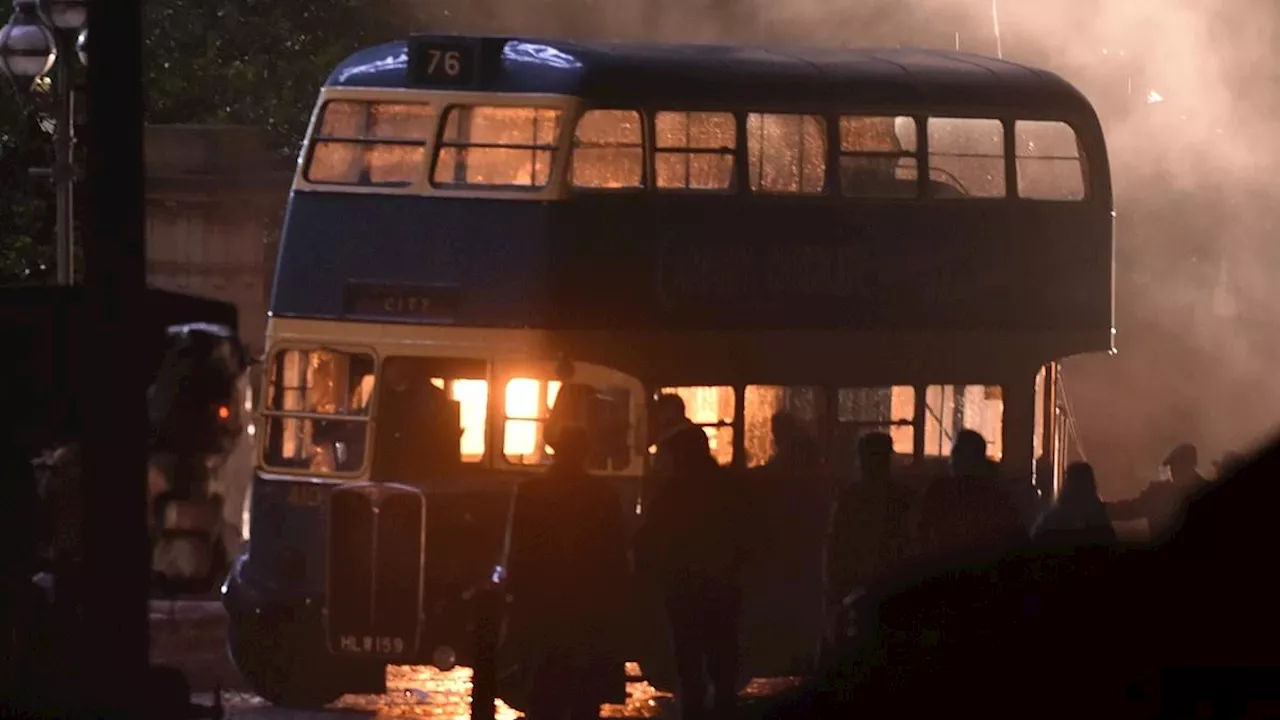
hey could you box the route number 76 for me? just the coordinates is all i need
[426,50,462,77]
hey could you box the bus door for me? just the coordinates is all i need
[1035,363,1066,501]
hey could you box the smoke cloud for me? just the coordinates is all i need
[405,0,1280,490]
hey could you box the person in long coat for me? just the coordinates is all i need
[1033,462,1118,547]
[506,424,630,720]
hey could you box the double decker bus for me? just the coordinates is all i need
[221,34,1113,709]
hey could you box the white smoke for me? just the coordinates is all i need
[402,0,1280,488]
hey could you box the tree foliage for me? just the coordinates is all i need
[2,0,410,281]
[142,0,410,157]
[0,89,55,284]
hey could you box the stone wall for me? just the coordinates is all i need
[144,124,293,357]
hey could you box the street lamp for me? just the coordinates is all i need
[0,0,87,286]
[0,0,55,80]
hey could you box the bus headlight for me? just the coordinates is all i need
[432,645,457,671]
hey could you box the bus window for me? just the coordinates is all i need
[746,113,827,195]
[923,384,1004,460]
[305,100,435,186]
[926,118,1006,198]
[572,109,644,189]
[262,348,376,473]
[835,386,915,459]
[653,111,736,192]
[433,106,562,188]
[744,385,824,468]
[838,115,918,198]
[544,383,633,472]
[659,386,735,466]
[1015,120,1086,201]
[504,377,562,465]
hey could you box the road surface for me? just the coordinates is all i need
[192,665,801,718]
[154,601,803,719]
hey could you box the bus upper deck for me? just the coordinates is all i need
[272,35,1114,373]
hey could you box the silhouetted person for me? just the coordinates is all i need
[915,430,1025,563]
[824,432,915,652]
[651,393,708,477]
[837,116,914,198]
[757,411,826,672]
[766,411,821,471]
[372,360,462,483]
[1032,462,1117,547]
[1107,442,1212,543]
[507,425,629,720]
[635,428,749,720]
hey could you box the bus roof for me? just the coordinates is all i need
[326,36,1097,119]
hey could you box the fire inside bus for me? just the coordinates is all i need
[221,34,1113,709]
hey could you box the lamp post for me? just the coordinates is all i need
[0,0,87,286]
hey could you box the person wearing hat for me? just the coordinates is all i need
[506,418,630,720]
[1107,442,1212,543]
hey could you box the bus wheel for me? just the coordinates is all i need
[226,611,343,710]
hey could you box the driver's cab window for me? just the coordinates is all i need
[923,384,1004,461]
[262,347,375,474]
[656,386,735,466]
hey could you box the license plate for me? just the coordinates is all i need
[336,634,407,655]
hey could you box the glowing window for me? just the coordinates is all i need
[744,386,824,468]
[305,100,435,186]
[433,106,561,188]
[443,378,489,462]
[834,386,916,459]
[262,348,375,473]
[424,378,488,455]
[746,113,826,194]
[923,384,1004,460]
[658,386,735,466]
[838,115,919,198]
[572,109,644,189]
[503,378,563,465]
[927,117,1006,198]
[1015,120,1086,201]
[654,111,736,191]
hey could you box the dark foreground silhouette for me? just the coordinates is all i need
[747,435,1280,720]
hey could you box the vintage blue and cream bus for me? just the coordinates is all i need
[221,34,1113,709]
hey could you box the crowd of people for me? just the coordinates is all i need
[501,392,1221,720]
